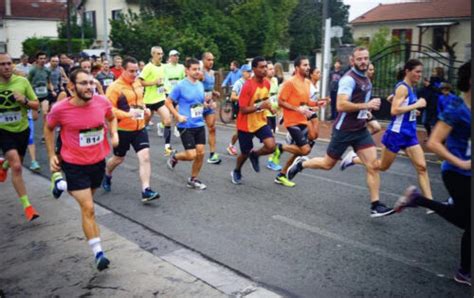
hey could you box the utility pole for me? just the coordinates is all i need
[319,0,331,121]
[102,0,109,60]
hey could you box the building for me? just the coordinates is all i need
[78,0,139,49]
[0,0,67,59]
[350,0,471,61]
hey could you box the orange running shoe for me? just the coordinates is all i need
[0,158,7,182]
[24,205,39,222]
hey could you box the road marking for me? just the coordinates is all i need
[272,215,447,278]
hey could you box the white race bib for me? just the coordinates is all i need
[35,86,48,97]
[409,110,417,121]
[466,139,471,158]
[103,79,113,86]
[130,107,145,120]
[0,111,21,123]
[79,127,104,147]
[357,109,369,119]
[157,86,166,94]
[190,104,204,118]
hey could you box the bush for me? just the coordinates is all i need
[22,37,93,57]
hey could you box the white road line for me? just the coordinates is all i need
[272,215,446,278]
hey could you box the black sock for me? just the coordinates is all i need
[164,126,171,144]
[209,152,214,158]
[371,201,380,208]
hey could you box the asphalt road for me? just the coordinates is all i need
[26,117,469,297]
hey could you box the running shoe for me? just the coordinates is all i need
[454,269,472,286]
[274,175,296,187]
[248,150,260,172]
[187,177,207,190]
[164,146,173,156]
[29,160,41,172]
[271,144,282,166]
[226,145,238,156]
[0,157,8,182]
[157,123,164,137]
[394,185,419,213]
[442,197,454,206]
[167,150,178,170]
[50,172,64,199]
[141,188,160,203]
[266,160,282,171]
[95,251,110,271]
[174,126,180,138]
[24,205,39,222]
[207,153,222,164]
[286,156,308,180]
[102,175,112,192]
[370,202,395,218]
[231,170,242,185]
[340,150,357,171]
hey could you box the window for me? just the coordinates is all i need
[83,11,96,37]
[112,9,122,20]
[392,29,412,44]
[432,27,445,51]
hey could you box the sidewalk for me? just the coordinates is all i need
[0,170,225,297]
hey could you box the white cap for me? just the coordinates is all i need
[169,50,180,56]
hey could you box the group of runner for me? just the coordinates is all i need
[0,46,470,285]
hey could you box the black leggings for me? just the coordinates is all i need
[413,171,471,273]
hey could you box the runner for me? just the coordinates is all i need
[164,49,186,139]
[286,47,394,217]
[44,68,118,271]
[340,59,434,210]
[230,56,277,185]
[139,46,173,155]
[48,55,64,101]
[165,58,207,189]
[271,57,322,187]
[95,59,115,92]
[102,56,160,202]
[394,61,471,286]
[110,55,123,79]
[0,52,40,221]
[226,64,252,156]
[200,52,221,164]
[79,59,104,95]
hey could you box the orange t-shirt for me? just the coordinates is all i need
[279,76,312,127]
[237,78,270,133]
[106,77,145,131]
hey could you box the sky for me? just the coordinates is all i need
[343,0,419,21]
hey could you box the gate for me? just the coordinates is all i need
[370,43,465,121]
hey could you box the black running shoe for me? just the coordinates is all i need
[370,202,395,218]
[248,150,260,172]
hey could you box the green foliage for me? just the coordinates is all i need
[58,15,96,39]
[365,27,399,56]
[22,37,93,57]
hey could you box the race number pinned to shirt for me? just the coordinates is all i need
[79,126,104,147]
[35,86,48,97]
[357,109,369,119]
[157,84,166,95]
[409,110,417,121]
[0,111,21,123]
[103,79,113,86]
[190,104,204,118]
[130,105,145,120]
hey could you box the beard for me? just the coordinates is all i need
[76,89,93,102]
[354,63,367,73]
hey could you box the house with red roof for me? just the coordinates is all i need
[0,0,67,59]
[350,0,471,61]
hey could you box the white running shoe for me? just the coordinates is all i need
[340,150,357,171]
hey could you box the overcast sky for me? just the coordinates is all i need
[343,0,416,21]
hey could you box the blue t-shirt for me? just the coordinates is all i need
[169,78,205,129]
[438,96,471,176]
[437,92,457,115]
[202,70,215,92]
[387,81,418,137]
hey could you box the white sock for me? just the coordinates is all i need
[57,180,68,191]
[88,237,102,257]
[165,144,171,149]
[142,186,150,192]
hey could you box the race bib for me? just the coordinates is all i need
[409,110,417,121]
[190,104,204,118]
[130,106,145,120]
[79,127,104,147]
[103,79,113,86]
[357,109,369,119]
[35,86,48,97]
[0,111,21,123]
[157,85,166,94]
[466,139,471,158]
